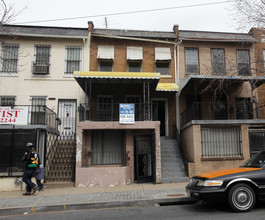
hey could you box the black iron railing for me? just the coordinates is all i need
[78,103,151,122]
[0,105,58,129]
[181,102,265,125]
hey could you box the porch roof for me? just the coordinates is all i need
[73,71,160,79]
[178,75,265,92]
[73,71,160,92]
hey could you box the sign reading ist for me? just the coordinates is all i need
[119,104,135,124]
[0,106,29,125]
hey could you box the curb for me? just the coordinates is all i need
[0,197,197,217]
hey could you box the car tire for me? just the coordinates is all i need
[227,183,256,212]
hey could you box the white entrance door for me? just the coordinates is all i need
[58,100,77,136]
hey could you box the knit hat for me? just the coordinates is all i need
[26,142,34,148]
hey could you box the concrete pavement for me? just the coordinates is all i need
[0,182,196,216]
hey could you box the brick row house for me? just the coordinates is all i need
[1,22,265,189]
[179,30,265,177]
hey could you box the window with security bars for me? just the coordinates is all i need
[91,130,124,165]
[237,49,250,75]
[211,49,225,75]
[185,48,199,74]
[126,96,141,121]
[33,45,51,75]
[0,96,15,106]
[235,97,253,119]
[97,96,113,121]
[65,46,82,75]
[201,126,242,158]
[0,44,19,73]
[30,97,46,124]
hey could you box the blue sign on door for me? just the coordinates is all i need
[119,104,135,124]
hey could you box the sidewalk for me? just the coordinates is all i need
[0,182,195,216]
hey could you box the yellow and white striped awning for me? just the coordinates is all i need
[156,83,179,92]
[73,71,160,79]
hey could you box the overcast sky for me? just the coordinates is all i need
[10,0,243,33]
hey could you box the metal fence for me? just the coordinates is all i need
[78,103,150,121]
[181,102,265,125]
[0,105,58,129]
[45,134,76,182]
[0,129,37,177]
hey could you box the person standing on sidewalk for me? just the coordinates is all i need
[22,142,39,196]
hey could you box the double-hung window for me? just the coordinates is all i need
[91,130,124,165]
[30,96,46,124]
[0,43,19,74]
[97,45,114,72]
[33,45,51,75]
[237,49,250,75]
[185,48,199,74]
[97,96,113,121]
[127,47,143,72]
[65,46,82,75]
[155,47,171,75]
[211,49,225,75]
[0,96,15,106]
[235,97,253,119]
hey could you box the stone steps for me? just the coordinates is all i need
[160,137,188,183]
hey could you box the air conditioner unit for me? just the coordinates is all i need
[33,63,50,74]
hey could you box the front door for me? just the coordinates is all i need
[134,135,155,183]
[58,100,77,136]
[152,100,166,136]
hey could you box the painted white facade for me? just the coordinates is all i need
[0,37,88,112]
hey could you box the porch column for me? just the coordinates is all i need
[84,80,92,121]
[143,81,150,120]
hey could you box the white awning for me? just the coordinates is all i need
[155,47,171,60]
[127,47,143,60]
[97,45,114,59]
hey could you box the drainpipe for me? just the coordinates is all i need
[173,24,182,134]
[82,37,87,110]
[176,40,182,132]
[84,22,93,108]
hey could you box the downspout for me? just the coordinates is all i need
[84,25,92,108]
[175,39,182,133]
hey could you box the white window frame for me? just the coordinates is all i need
[29,96,47,124]
[0,43,19,75]
[64,46,82,76]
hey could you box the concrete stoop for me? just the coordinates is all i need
[160,137,189,183]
